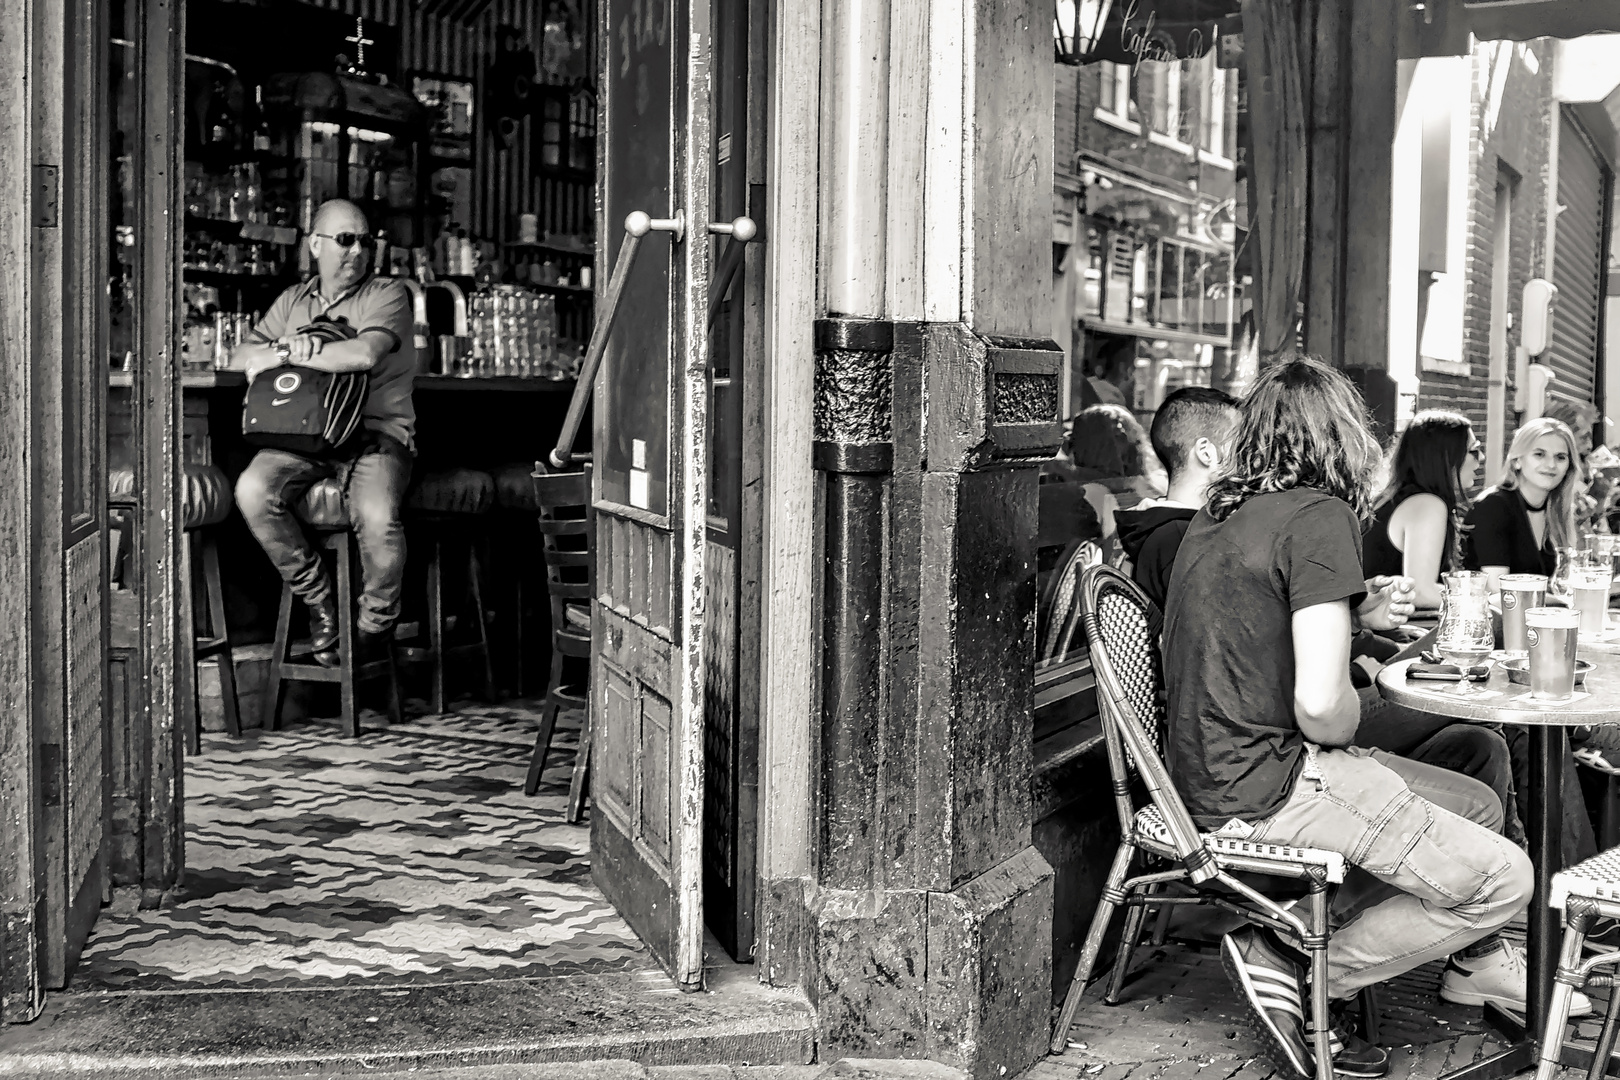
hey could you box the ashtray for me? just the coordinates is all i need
[1500,657,1591,686]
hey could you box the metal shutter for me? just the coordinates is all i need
[1548,110,1608,405]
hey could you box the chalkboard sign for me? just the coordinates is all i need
[598,0,675,517]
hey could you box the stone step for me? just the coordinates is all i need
[0,966,814,1080]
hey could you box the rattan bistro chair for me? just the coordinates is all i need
[1049,565,1351,1080]
[1534,848,1620,1079]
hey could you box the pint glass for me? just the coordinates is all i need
[1526,606,1580,701]
[1499,574,1548,654]
[1570,566,1614,639]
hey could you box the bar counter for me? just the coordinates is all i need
[107,364,587,702]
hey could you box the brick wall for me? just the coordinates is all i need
[1054,60,1238,209]
[1416,42,1554,450]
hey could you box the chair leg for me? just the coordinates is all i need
[201,533,240,738]
[1602,775,1620,851]
[468,539,496,702]
[567,707,591,824]
[1537,917,1591,1080]
[512,573,525,699]
[525,694,561,797]
[183,532,202,757]
[263,582,294,732]
[1051,843,1136,1054]
[1150,898,1173,947]
[426,536,445,717]
[1308,881,1334,1080]
[1358,983,1381,1048]
[336,535,359,738]
[1104,885,1153,1005]
[1585,969,1620,1080]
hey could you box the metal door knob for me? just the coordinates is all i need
[625,210,686,241]
[708,216,757,242]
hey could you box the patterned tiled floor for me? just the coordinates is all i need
[72,702,652,991]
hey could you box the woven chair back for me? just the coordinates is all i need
[1077,564,1208,871]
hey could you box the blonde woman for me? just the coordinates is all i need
[1463,416,1581,588]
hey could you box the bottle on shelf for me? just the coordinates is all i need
[206,78,236,150]
[375,230,391,277]
[251,85,272,154]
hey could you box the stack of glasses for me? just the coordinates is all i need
[465,285,561,379]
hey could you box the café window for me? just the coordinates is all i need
[1146,61,1193,147]
[1096,61,1138,130]
[1200,63,1232,163]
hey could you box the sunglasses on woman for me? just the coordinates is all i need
[315,231,376,250]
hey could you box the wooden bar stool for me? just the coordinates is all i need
[403,468,497,716]
[523,463,593,822]
[262,477,402,737]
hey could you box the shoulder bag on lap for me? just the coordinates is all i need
[242,317,368,457]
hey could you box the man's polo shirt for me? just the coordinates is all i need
[248,274,417,449]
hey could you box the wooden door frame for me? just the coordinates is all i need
[753,0,819,984]
[0,0,50,1023]
[121,0,186,906]
[131,0,189,907]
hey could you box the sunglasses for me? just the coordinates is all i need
[315,231,377,250]
[1467,444,1485,460]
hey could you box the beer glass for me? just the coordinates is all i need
[1526,606,1581,701]
[1499,574,1548,655]
[1570,565,1614,639]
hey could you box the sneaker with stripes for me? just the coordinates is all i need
[1220,925,1313,1077]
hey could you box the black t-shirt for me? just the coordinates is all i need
[1462,486,1557,578]
[1163,489,1369,829]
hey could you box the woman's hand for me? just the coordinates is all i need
[1358,575,1418,631]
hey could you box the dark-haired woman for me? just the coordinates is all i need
[1362,410,1481,610]
[1353,413,1527,849]
[1163,356,1537,1075]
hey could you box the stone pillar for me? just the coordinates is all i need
[790,0,1061,1077]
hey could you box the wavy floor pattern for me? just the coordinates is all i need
[72,704,651,991]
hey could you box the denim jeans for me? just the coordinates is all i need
[1354,687,1526,848]
[235,434,412,635]
[1227,746,1533,999]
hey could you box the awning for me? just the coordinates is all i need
[1463,0,1620,42]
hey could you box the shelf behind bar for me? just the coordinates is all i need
[109,368,577,392]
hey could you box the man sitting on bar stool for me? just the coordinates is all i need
[232,199,416,666]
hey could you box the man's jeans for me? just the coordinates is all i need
[1226,746,1533,1000]
[236,434,412,635]
[1354,687,1526,848]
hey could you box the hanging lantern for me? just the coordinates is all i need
[1054,0,1115,65]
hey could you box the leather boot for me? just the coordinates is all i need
[308,595,340,668]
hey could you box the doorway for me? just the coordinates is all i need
[68,0,769,1001]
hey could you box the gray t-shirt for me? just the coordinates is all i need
[1162,489,1368,829]
[248,274,417,449]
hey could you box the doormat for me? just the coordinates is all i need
[71,707,652,991]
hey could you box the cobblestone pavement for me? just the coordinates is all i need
[1028,936,1608,1080]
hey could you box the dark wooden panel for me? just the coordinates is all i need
[591,803,676,974]
[596,660,635,824]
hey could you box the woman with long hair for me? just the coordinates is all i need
[1464,416,1580,583]
[1362,411,1483,610]
[1164,357,1535,1074]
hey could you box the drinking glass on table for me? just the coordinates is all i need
[1526,606,1581,701]
[1499,573,1549,656]
[1570,564,1614,639]
[1436,571,1496,690]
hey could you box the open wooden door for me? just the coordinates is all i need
[589,0,715,988]
[0,0,113,1018]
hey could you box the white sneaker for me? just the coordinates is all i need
[1439,941,1593,1018]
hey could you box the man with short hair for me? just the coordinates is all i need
[233,199,416,665]
[1115,386,1238,608]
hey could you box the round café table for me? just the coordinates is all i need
[1378,649,1620,1080]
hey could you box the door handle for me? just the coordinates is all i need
[707,216,757,327]
[551,210,680,469]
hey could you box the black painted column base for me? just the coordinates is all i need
[794,317,1062,1079]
